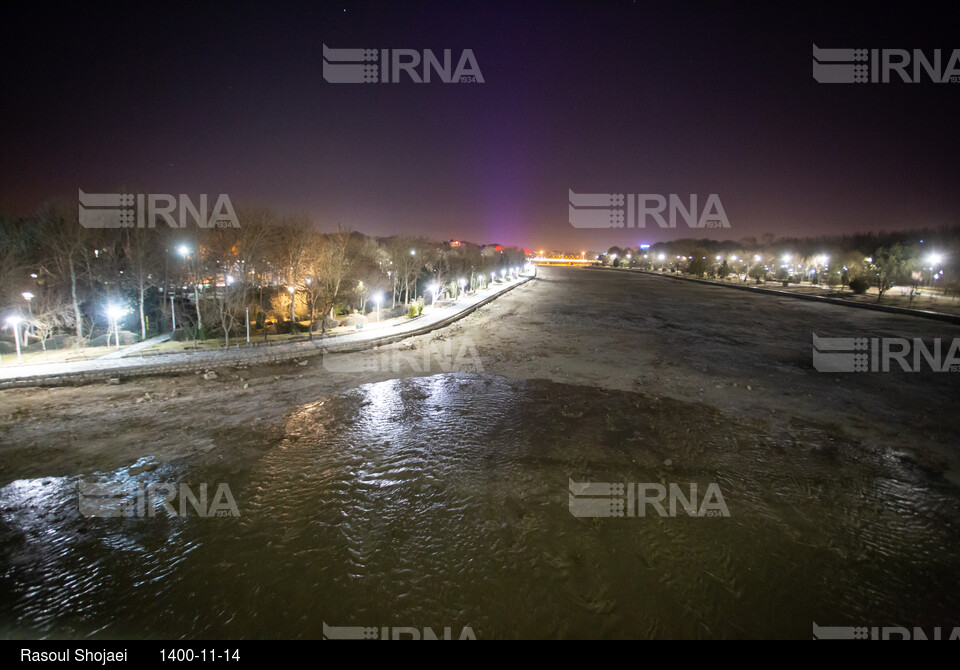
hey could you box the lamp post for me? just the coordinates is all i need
[246,307,250,344]
[6,315,23,363]
[178,245,202,330]
[170,294,177,332]
[106,305,123,350]
[22,292,33,343]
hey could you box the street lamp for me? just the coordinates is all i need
[22,292,34,343]
[6,315,23,363]
[106,304,124,350]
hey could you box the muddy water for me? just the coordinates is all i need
[1,374,958,639]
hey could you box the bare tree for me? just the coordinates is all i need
[121,226,161,339]
[36,202,94,339]
[28,291,76,351]
[301,229,353,337]
[269,215,315,324]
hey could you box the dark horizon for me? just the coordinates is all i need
[2,0,958,250]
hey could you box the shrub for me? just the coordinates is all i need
[849,277,870,295]
[407,304,418,318]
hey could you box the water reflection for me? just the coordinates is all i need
[1,374,958,638]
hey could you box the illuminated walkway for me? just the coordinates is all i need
[0,274,533,385]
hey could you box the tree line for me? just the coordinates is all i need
[0,202,527,349]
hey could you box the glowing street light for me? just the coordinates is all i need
[106,304,124,350]
[6,315,23,363]
[177,245,189,257]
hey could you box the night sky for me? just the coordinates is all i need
[2,0,958,250]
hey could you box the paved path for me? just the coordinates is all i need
[97,332,172,359]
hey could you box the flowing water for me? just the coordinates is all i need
[2,374,958,639]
